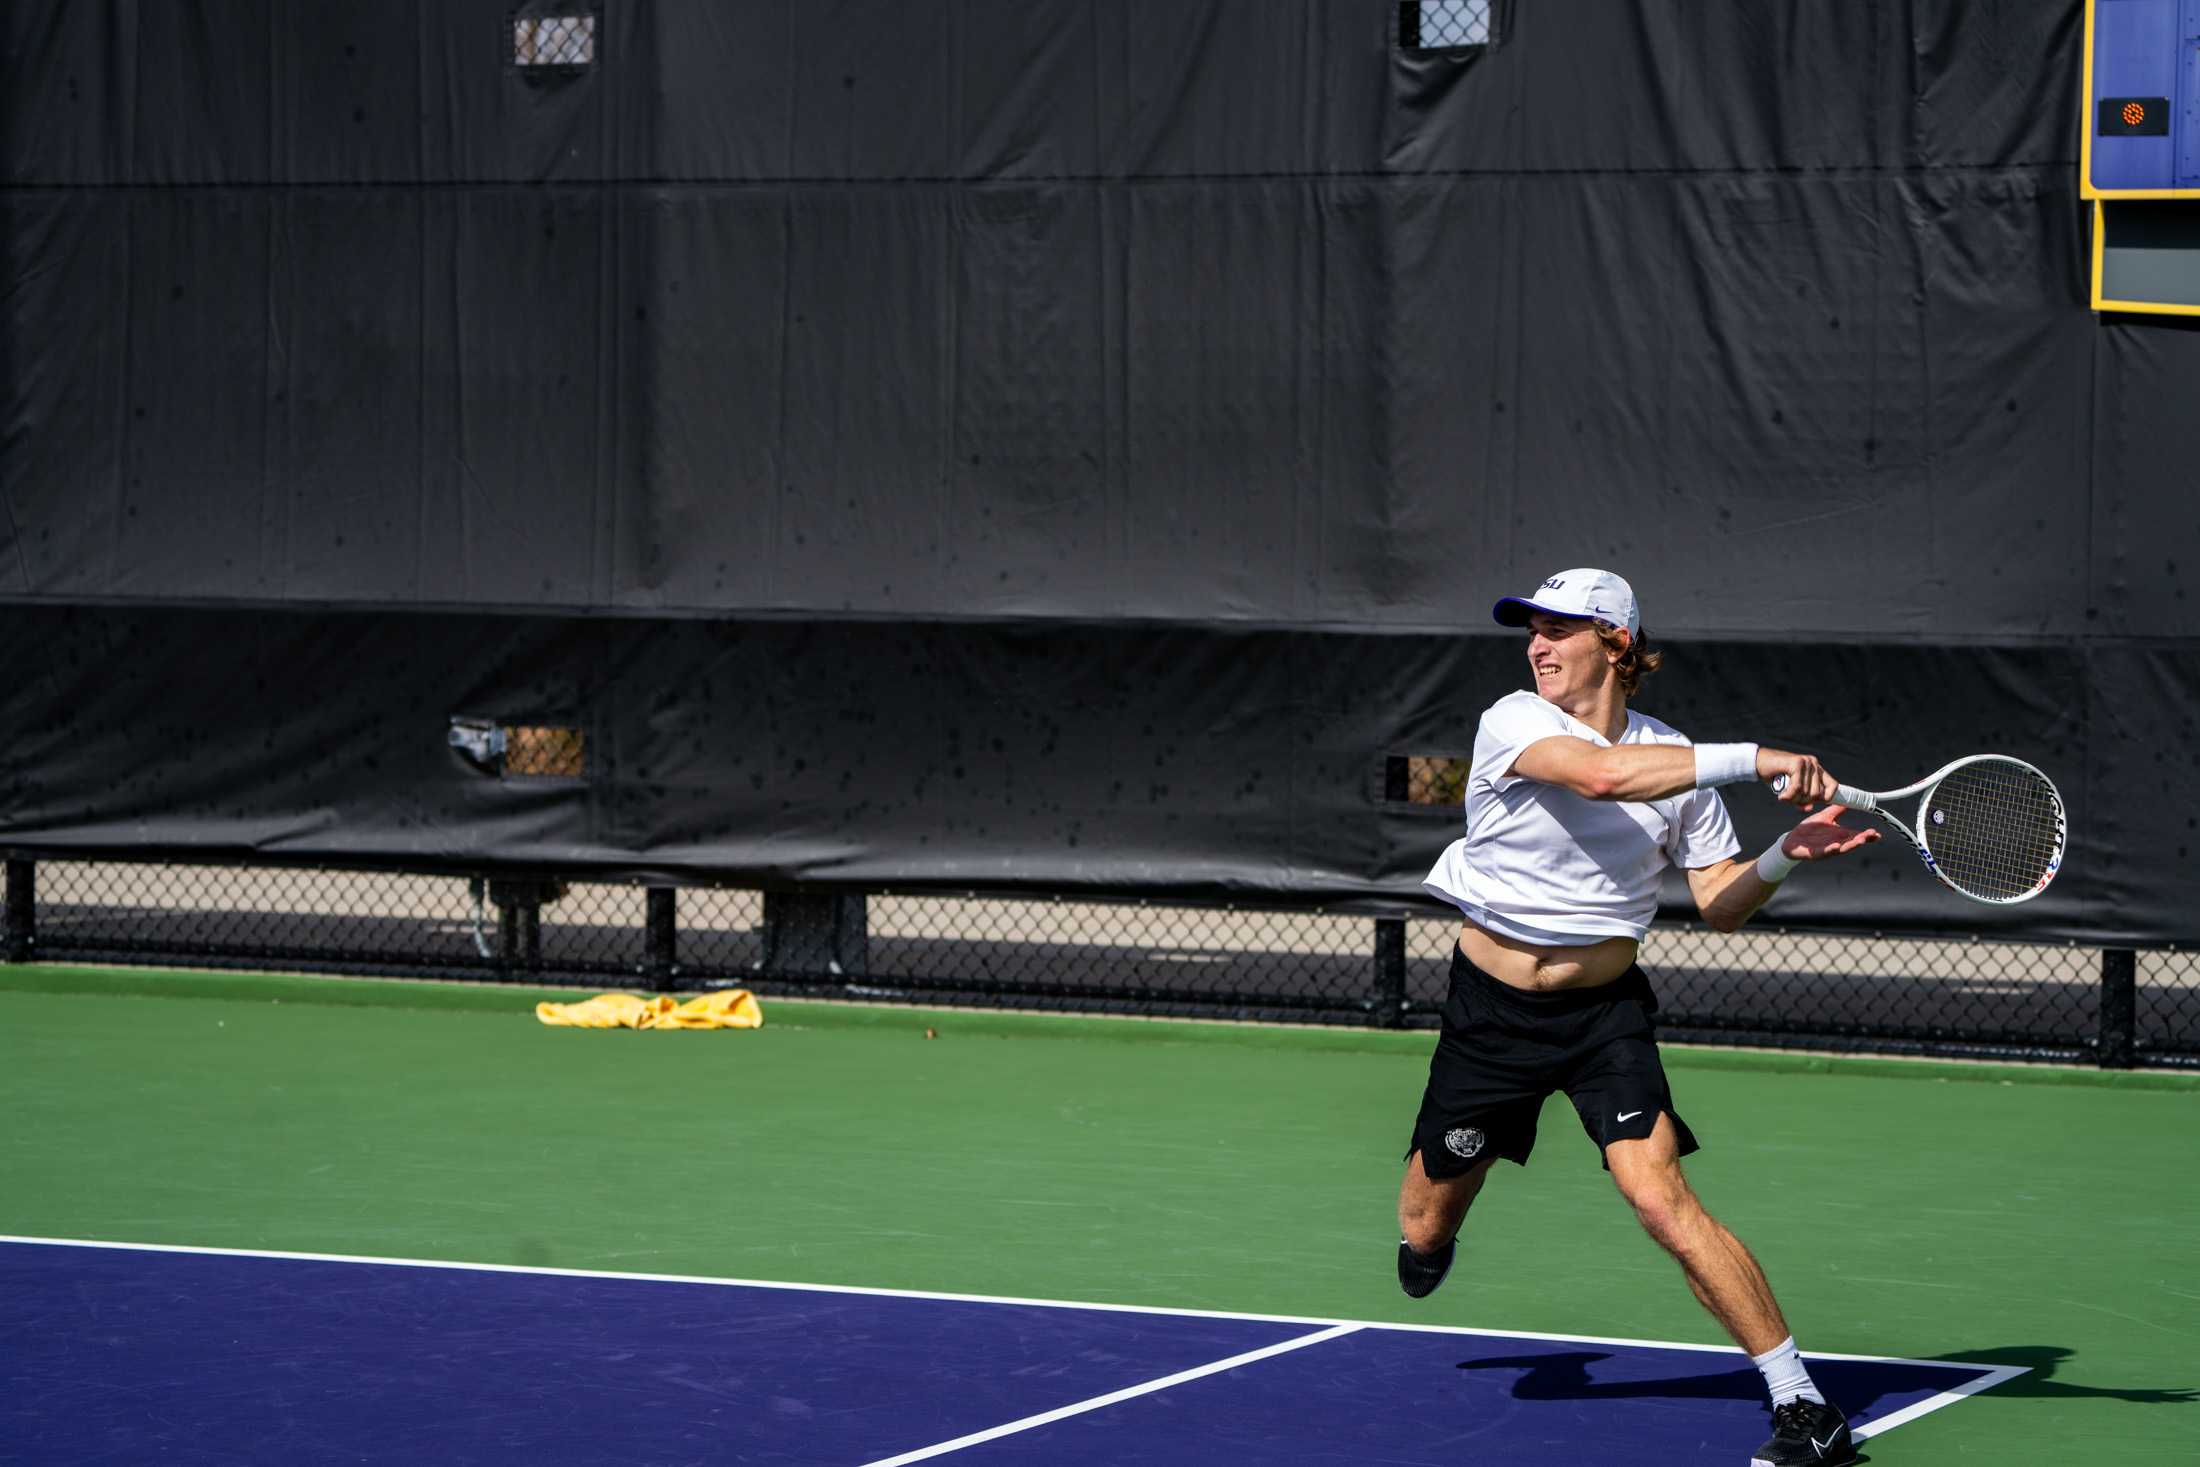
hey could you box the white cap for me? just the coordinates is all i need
[1492,568,1641,637]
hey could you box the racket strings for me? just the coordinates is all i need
[1920,762,2064,901]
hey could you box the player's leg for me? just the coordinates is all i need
[1397,1084,1542,1299]
[1394,1146,1495,1297]
[1606,1120,1855,1466]
[1397,1145,1495,1254]
[1564,994,1855,1464]
[1395,944,1554,1297]
[1605,1116,1787,1352]
[1558,982,1788,1349]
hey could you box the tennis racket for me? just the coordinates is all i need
[1770,755,2066,905]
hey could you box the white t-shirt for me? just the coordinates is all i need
[1423,690,1741,944]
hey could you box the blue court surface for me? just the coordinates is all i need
[2,1237,2022,1465]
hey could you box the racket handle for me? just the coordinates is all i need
[1768,775,1877,812]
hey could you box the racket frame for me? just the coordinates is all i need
[1774,754,2067,906]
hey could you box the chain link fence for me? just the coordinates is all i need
[512,12,597,69]
[4,856,2192,1069]
[1400,0,1495,49]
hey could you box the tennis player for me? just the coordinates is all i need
[1399,568,1879,1467]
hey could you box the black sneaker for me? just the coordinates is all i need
[1751,1399,1856,1466]
[1396,1238,1454,1298]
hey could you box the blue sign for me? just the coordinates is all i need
[2087,0,2200,193]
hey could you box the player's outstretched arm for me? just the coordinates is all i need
[1691,806,1883,933]
[1509,738,1845,807]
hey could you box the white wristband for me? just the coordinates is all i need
[1755,843,1800,884]
[1693,742,1760,789]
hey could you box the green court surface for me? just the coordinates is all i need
[4,964,2195,1464]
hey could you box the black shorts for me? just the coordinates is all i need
[1406,945,1699,1177]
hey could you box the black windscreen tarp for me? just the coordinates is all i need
[4,2,2192,940]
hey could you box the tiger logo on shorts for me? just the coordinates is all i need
[1443,1127,1485,1160]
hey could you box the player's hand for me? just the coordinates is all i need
[1779,805,1882,861]
[1757,748,1839,810]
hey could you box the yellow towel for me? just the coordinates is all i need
[535,989,764,1030]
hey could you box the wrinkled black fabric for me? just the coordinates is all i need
[2,2,2190,939]
[0,605,2181,944]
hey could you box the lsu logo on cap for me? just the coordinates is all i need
[1495,568,1641,637]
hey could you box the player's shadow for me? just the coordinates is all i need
[1458,1351,1770,1404]
[1457,1344,2198,1416]
[1921,1346,2197,1405]
[1454,1351,1905,1419]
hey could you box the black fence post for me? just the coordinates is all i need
[1396,2,1422,49]
[496,902,520,976]
[487,879,558,976]
[1373,917,1407,1029]
[644,886,678,992]
[516,903,542,972]
[3,859,33,963]
[833,894,869,978]
[1383,756,1410,804]
[2099,948,2137,1069]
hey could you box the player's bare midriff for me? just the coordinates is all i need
[1457,920,1638,992]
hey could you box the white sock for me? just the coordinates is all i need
[1751,1336,1826,1408]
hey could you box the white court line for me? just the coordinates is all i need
[0,1234,2008,1370]
[0,1234,2025,1431]
[1850,1362,2031,1442]
[855,1323,1363,1467]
